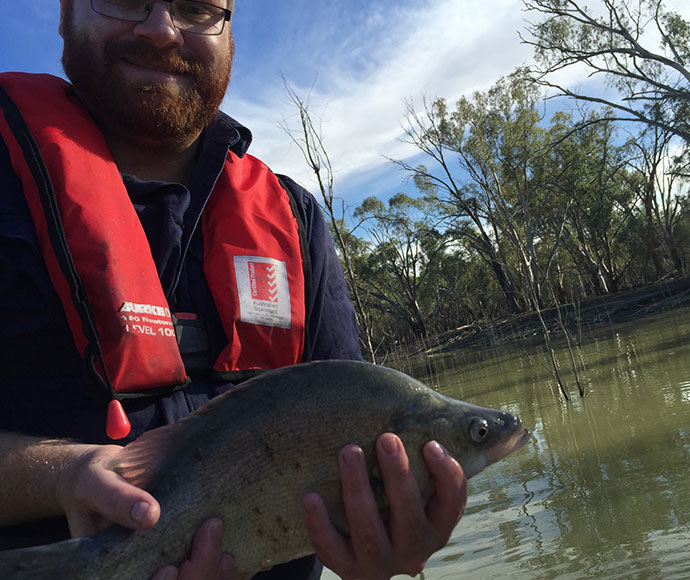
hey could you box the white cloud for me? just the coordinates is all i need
[224,0,533,202]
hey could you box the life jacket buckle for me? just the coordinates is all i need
[173,313,212,372]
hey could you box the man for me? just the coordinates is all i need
[0,1,467,578]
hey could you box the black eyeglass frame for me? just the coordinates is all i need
[90,0,233,36]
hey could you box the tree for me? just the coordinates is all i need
[280,80,377,362]
[353,193,452,340]
[543,109,636,294]
[626,122,689,276]
[522,0,690,150]
[396,97,523,315]
[398,71,565,313]
[523,0,690,279]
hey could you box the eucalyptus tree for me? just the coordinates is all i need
[522,0,690,150]
[353,193,453,340]
[543,109,637,295]
[626,122,689,276]
[522,0,690,280]
[398,70,563,313]
[280,80,377,362]
[397,98,522,315]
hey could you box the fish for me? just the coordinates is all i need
[0,360,530,579]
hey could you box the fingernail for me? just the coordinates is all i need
[130,501,152,526]
[162,568,178,580]
[380,434,400,456]
[426,441,445,459]
[220,553,234,574]
[302,494,319,515]
[341,445,363,468]
[208,519,223,544]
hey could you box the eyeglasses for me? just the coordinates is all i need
[90,0,232,36]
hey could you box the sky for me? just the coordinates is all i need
[1,0,688,208]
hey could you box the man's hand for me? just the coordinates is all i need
[302,433,467,580]
[150,519,234,580]
[54,443,233,579]
[55,444,161,537]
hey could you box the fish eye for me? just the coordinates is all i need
[469,418,489,443]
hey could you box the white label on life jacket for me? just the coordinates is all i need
[234,256,291,329]
[119,302,175,337]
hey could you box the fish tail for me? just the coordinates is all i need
[0,537,90,579]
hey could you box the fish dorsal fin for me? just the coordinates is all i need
[108,420,187,490]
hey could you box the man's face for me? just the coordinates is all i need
[60,0,234,146]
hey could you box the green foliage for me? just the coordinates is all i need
[350,193,452,342]
[523,0,690,144]
[335,65,690,349]
[297,1,690,350]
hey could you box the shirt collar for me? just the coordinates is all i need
[123,111,253,198]
[204,110,253,158]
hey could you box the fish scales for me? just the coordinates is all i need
[0,360,530,579]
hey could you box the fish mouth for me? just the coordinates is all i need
[486,424,531,466]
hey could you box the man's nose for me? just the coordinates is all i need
[132,2,183,48]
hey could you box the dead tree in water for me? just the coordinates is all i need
[281,80,377,363]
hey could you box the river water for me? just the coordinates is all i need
[323,308,690,579]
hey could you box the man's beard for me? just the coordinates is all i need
[61,14,232,146]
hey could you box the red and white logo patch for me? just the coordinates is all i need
[249,262,279,302]
[234,256,291,328]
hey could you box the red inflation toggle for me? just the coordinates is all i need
[106,399,131,440]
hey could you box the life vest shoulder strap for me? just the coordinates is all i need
[203,152,308,372]
[0,72,310,394]
[0,72,188,397]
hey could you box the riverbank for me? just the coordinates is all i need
[387,276,690,360]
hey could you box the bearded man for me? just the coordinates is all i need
[0,1,467,579]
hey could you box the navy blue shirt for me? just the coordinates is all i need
[0,108,361,577]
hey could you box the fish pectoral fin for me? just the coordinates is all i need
[107,420,188,488]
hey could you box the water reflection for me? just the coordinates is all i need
[329,310,690,580]
[416,310,690,580]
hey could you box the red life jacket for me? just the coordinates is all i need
[0,73,307,434]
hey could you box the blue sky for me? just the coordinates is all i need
[2,1,688,208]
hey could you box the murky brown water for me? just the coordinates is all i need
[323,308,690,579]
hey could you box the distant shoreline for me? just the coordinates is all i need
[385,276,690,361]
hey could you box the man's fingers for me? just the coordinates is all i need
[57,446,161,537]
[187,518,224,566]
[150,519,234,580]
[339,445,392,567]
[303,445,397,579]
[423,441,467,541]
[175,518,233,579]
[304,438,468,580]
[302,492,356,577]
[84,468,161,531]
[150,565,178,580]
[376,433,429,572]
